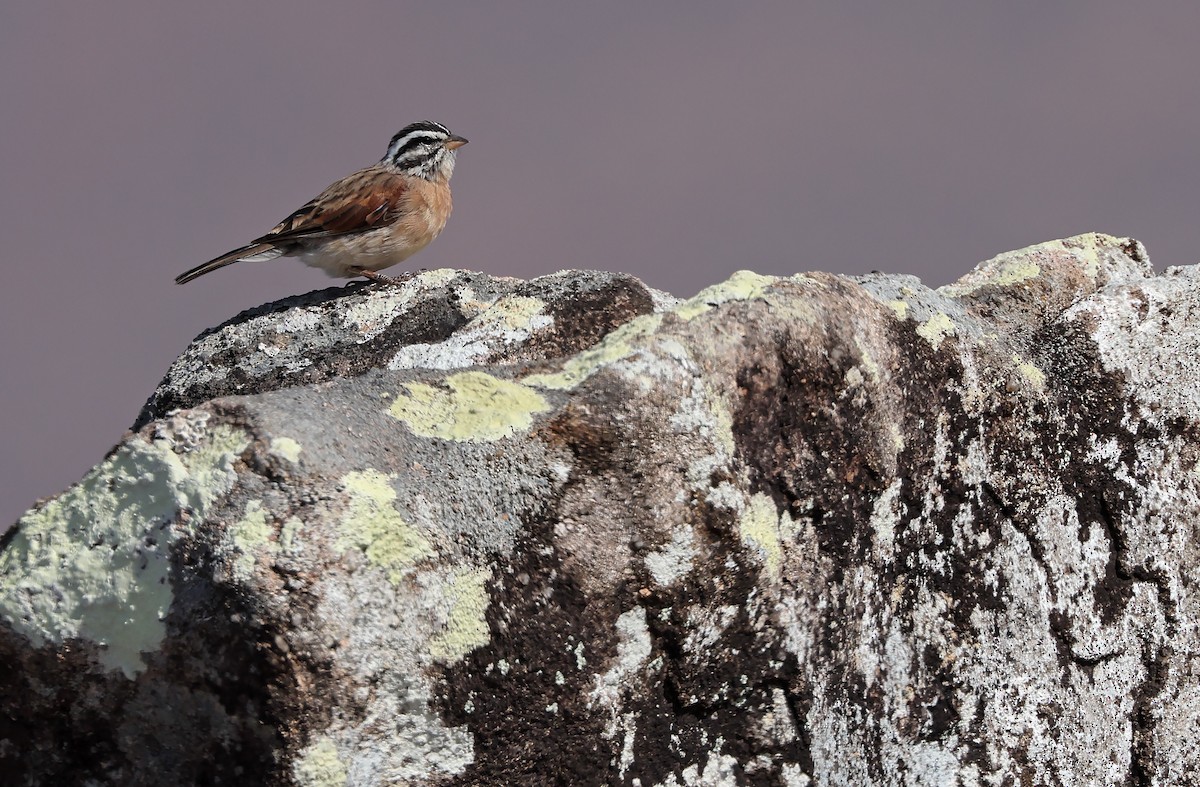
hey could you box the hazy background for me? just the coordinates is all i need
[3,2,1199,524]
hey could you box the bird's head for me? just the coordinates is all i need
[383,121,467,181]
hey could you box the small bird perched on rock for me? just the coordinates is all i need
[175,121,467,285]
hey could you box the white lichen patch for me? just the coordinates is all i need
[293,736,348,787]
[428,568,492,663]
[683,604,741,659]
[590,608,653,710]
[671,749,740,786]
[1069,271,1200,425]
[854,335,883,383]
[0,425,248,678]
[614,335,693,389]
[388,338,490,371]
[523,313,664,390]
[415,267,461,289]
[279,517,303,554]
[616,712,638,780]
[273,308,324,334]
[644,526,699,587]
[388,371,552,442]
[339,283,424,342]
[340,270,461,342]
[269,437,303,463]
[670,377,738,499]
[740,493,784,581]
[869,479,905,562]
[915,313,956,350]
[337,470,435,584]
[673,270,777,321]
[757,688,799,746]
[389,295,553,371]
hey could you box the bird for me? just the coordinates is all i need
[175,121,468,285]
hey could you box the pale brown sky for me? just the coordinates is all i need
[4,2,1200,524]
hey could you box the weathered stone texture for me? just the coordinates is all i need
[2,234,1198,785]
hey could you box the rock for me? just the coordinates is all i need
[2,234,1197,785]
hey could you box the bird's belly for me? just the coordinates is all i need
[297,226,438,278]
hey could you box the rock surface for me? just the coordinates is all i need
[2,235,1199,786]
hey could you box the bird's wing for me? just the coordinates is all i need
[255,167,406,244]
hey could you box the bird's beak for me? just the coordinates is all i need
[444,135,468,150]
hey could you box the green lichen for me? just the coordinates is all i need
[523,313,664,390]
[429,568,492,663]
[0,426,248,678]
[389,371,552,441]
[337,470,434,584]
[293,737,348,787]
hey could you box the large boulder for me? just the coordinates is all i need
[2,235,1197,785]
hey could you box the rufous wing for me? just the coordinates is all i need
[254,168,407,244]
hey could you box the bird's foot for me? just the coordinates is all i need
[358,269,425,286]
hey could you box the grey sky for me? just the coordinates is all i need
[3,2,1199,523]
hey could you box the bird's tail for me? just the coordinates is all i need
[175,242,283,284]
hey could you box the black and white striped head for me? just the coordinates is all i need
[383,121,467,180]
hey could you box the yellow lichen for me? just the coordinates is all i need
[230,500,274,581]
[523,313,663,391]
[337,470,434,585]
[476,295,548,331]
[429,568,493,663]
[270,437,302,463]
[389,371,551,442]
[1013,354,1047,391]
[916,313,956,350]
[672,270,777,321]
[293,737,348,787]
[740,494,783,581]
